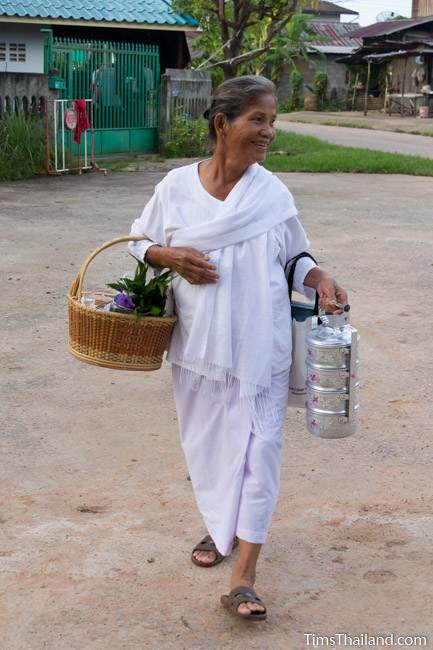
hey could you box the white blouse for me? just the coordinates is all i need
[128,161,317,373]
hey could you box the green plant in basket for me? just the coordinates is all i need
[107,261,172,317]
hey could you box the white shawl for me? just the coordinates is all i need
[168,162,299,425]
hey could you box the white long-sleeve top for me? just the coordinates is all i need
[128,162,317,373]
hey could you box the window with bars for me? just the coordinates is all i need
[0,43,6,62]
[9,43,26,62]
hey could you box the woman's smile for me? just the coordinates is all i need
[252,141,269,150]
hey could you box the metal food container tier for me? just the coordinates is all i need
[305,311,360,439]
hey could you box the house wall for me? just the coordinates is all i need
[0,71,49,100]
[279,55,349,100]
[0,23,45,73]
[387,55,429,94]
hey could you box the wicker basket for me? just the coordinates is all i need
[68,236,177,371]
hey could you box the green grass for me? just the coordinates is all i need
[264,130,433,176]
[0,112,45,181]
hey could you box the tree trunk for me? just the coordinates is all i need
[222,63,237,79]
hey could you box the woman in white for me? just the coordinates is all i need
[129,76,348,621]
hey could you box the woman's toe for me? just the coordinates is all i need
[238,602,265,615]
[248,602,265,612]
[194,550,216,563]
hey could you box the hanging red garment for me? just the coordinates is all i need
[74,100,90,145]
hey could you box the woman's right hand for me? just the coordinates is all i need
[146,245,219,285]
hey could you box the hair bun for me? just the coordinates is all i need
[203,108,210,120]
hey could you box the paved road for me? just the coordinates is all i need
[275,119,433,158]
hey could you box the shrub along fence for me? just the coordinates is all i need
[160,68,212,157]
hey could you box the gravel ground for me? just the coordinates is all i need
[1,168,433,649]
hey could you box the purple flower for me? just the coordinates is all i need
[114,291,135,310]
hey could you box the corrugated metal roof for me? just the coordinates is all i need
[303,1,358,16]
[348,15,433,39]
[0,0,197,26]
[308,21,362,49]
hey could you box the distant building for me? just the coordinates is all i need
[0,0,196,153]
[278,1,362,101]
[339,16,433,115]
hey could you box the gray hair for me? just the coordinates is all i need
[203,75,276,142]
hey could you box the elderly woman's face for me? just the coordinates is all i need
[220,93,277,163]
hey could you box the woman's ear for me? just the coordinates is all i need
[213,112,227,138]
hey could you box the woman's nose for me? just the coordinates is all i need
[260,124,274,140]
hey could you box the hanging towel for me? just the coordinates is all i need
[74,100,90,145]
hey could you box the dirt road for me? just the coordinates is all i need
[1,169,432,649]
[276,118,433,159]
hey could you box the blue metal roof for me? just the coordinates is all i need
[0,0,197,27]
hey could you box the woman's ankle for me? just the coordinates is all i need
[231,564,256,583]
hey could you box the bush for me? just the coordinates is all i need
[0,111,45,181]
[321,96,349,112]
[289,70,304,111]
[277,98,293,113]
[161,113,209,158]
[313,70,329,108]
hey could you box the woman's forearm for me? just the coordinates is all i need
[145,244,171,269]
[303,266,333,290]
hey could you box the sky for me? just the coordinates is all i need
[334,0,413,26]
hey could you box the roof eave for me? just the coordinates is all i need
[348,15,433,40]
[0,14,195,31]
[308,45,358,54]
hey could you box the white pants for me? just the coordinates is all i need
[172,364,290,556]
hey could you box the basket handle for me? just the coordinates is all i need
[69,235,149,300]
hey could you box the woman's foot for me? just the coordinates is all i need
[192,535,238,566]
[192,548,217,564]
[230,566,265,616]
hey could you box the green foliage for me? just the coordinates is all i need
[246,13,318,83]
[289,70,304,111]
[107,262,172,317]
[0,111,45,181]
[276,70,304,113]
[277,98,293,113]
[265,130,433,176]
[173,0,311,79]
[312,70,329,107]
[321,96,348,112]
[161,113,209,158]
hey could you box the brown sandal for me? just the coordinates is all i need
[220,585,267,621]
[191,534,239,568]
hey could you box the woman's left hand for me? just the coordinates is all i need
[316,276,348,314]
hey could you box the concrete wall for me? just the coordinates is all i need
[279,54,349,101]
[160,68,211,134]
[0,23,45,74]
[0,71,49,99]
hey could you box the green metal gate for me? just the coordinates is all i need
[45,35,160,154]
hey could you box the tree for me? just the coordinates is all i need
[174,0,318,80]
[242,12,320,84]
